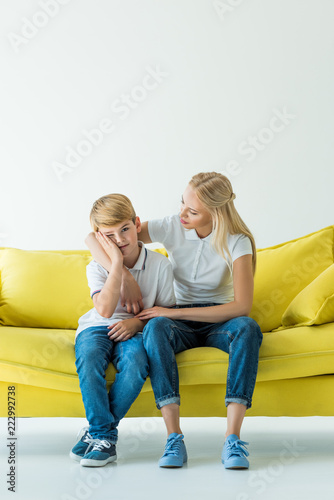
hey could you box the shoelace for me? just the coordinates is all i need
[162,435,183,457]
[225,439,249,459]
[87,439,112,453]
[82,431,94,444]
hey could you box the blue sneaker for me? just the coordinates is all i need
[69,427,94,462]
[159,433,188,468]
[80,439,117,467]
[222,434,249,469]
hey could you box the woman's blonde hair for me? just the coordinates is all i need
[90,194,136,231]
[189,172,256,274]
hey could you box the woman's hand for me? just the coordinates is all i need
[107,318,143,342]
[121,270,144,314]
[95,232,123,264]
[135,306,177,320]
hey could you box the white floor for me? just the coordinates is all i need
[0,416,333,500]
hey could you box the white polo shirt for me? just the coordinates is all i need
[148,214,253,305]
[76,242,176,338]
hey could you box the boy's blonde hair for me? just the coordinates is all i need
[189,172,257,274]
[90,194,136,231]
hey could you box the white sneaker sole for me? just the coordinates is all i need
[69,451,83,462]
[80,454,117,467]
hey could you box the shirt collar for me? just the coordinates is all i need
[126,241,147,270]
[184,228,212,242]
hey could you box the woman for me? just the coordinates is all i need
[86,171,262,470]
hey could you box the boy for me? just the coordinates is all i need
[70,194,175,467]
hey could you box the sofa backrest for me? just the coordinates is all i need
[0,248,93,330]
[250,225,334,332]
[0,225,333,332]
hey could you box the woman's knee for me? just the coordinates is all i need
[229,316,263,345]
[144,316,175,331]
[142,317,174,346]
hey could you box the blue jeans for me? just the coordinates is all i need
[142,304,263,410]
[75,327,149,443]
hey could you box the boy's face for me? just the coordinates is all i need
[98,217,141,262]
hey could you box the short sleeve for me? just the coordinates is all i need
[86,261,108,298]
[148,215,178,246]
[230,234,253,262]
[154,260,176,307]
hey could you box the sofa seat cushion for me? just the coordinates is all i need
[0,326,115,393]
[1,323,334,394]
[258,322,334,381]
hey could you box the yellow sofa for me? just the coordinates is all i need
[1,225,334,418]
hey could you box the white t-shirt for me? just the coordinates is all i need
[148,214,253,305]
[76,242,176,338]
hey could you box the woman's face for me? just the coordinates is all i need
[179,184,213,238]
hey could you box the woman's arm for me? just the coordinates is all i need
[137,221,153,244]
[136,255,254,323]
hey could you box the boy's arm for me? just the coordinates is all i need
[85,232,111,271]
[91,237,124,318]
[85,231,144,314]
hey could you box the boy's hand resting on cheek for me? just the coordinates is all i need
[96,232,123,263]
[96,231,144,314]
[108,318,144,342]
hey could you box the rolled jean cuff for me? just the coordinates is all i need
[225,397,251,409]
[89,432,118,444]
[156,394,180,410]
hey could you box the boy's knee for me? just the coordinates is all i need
[124,345,148,365]
[118,340,148,371]
[76,343,105,366]
[128,358,149,380]
[118,349,149,381]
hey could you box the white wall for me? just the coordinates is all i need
[1,0,333,250]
